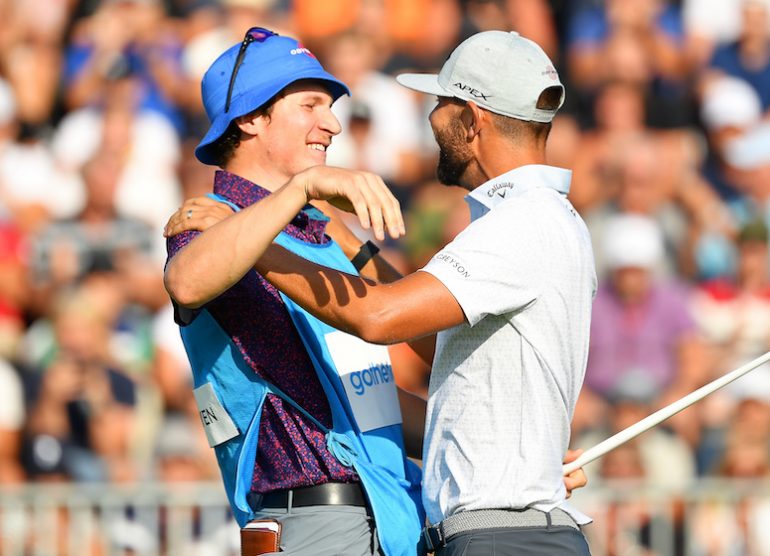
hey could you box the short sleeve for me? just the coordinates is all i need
[421,205,543,326]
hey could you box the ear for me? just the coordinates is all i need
[235,111,267,137]
[463,101,486,140]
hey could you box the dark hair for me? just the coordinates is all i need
[488,86,562,143]
[208,119,243,168]
[208,90,284,168]
[489,113,552,143]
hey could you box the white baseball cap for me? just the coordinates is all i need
[603,214,664,270]
[700,76,762,131]
[725,121,770,170]
[397,30,564,123]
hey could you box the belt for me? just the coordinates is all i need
[250,482,367,510]
[423,508,579,552]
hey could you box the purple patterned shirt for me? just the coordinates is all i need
[167,170,359,493]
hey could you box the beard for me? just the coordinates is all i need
[434,119,473,186]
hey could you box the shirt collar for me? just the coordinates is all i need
[212,170,330,238]
[465,164,572,221]
[213,170,272,207]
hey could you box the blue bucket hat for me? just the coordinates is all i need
[195,28,350,165]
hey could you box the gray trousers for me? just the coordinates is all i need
[437,526,591,556]
[252,505,384,556]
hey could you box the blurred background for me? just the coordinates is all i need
[1,0,770,554]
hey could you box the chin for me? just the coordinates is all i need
[306,152,327,167]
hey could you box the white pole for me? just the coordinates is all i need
[563,351,770,475]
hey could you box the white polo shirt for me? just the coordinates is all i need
[419,164,597,525]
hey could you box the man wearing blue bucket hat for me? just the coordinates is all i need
[164,27,426,556]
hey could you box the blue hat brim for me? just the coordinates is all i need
[195,70,350,166]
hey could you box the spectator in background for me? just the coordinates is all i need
[400,179,468,264]
[324,30,425,195]
[577,372,696,490]
[52,61,182,245]
[30,150,166,315]
[382,0,468,74]
[682,75,765,281]
[568,80,705,218]
[689,220,770,473]
[722,120,770,225]
[698,75,763,203]
[584,133,722,280]
[292,0,455,59]
[690,385,770,555]
[0,79,78,234]
[705,0,770,112]
[587,440,689,556]
[584,214,707,419]
[63,0,187,133]
[570,81,648,213]
[22,284,138,483]
[0,0,70,127]
[691,220,770,378]
[682,0,770,69]
[565,0,692,128]
[463,0,559,59]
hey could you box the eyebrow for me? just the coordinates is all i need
[299,92,333,104]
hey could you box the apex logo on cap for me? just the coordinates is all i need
[453,82,490,101]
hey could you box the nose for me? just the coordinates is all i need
[428,105,438,126]
[320,106,342,136]
[428,105,442,134]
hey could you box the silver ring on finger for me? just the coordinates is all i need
[186,209,193,220]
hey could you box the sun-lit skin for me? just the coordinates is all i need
[428,95,549,192]
[226,80,342,192]
[429,97,475,189]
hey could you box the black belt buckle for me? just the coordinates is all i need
[422,523,445,553]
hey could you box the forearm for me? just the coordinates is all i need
[397,387,426,459]
[258,245,396,341]
[256,245,464,344]
[303,204,436,362]
[362,258,437,364]
[164,180,307,308]
[314,202,403,283]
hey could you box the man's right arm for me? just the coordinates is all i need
[164,179,309,308]
[318,203,437,365]
[164,167,404,308]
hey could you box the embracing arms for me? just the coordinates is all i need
[164,166,405,309]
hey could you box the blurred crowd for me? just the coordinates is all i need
[1,0,770,552]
